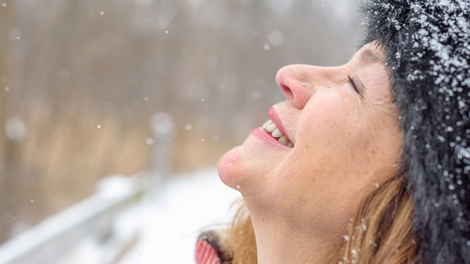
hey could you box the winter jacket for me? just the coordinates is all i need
[195,230,232,264]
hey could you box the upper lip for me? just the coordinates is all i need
[268,106,294,145]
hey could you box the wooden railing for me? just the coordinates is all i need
[0,112,174,264]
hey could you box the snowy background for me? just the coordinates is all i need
[118,169,240,263]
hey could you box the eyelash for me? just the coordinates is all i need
[348,76,360,95]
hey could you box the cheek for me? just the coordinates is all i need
[288,96,381,194]
[296,96,363,163]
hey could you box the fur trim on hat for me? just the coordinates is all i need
[363,0,470,263]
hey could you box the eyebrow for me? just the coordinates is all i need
[360,49,386,65]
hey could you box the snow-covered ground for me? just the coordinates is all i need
[0,168,238,264]
[118,169,241,264]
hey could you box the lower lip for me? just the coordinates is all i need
[251,127,289,148]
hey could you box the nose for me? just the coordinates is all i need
[275,64,336,109]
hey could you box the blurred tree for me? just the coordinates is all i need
[0,0,12,173]
[0,0,15,243]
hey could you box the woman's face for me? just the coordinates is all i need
[218,43,402,233]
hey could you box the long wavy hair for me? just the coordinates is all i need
[223,173,419,264]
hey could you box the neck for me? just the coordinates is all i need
[250,214,343,264]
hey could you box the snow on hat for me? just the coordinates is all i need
[363,0,470,263]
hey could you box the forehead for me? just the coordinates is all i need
[355,43,387,66]
[360,48,386,65]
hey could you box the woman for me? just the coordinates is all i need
[196,0,470,263]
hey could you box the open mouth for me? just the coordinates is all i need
[262,119,294,148]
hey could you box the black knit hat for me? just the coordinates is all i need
[363,0,470,263]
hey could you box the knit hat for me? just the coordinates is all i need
[363,0,470,263]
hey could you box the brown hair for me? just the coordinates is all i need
[224,200,257,264]
[225,175,419,264]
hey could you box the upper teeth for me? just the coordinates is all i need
[262,119,294,148]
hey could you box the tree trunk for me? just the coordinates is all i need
[0,0,12,172]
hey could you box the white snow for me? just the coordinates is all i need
[118,169,241,264]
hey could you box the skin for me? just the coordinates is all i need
[218,42,402,263]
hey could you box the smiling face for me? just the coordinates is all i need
[218,43,402,236]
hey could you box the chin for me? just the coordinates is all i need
[218,145,245,190]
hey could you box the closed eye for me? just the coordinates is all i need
[348,76,364,96]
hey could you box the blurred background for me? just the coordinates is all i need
[0,0,363,262]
